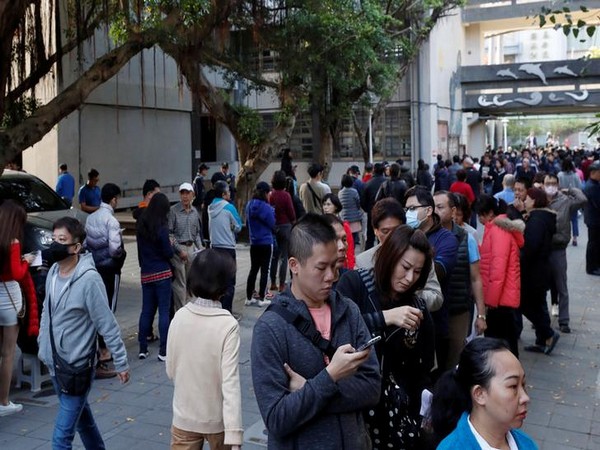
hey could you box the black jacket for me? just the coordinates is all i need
[521,208,557,292]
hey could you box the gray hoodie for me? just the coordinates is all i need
[38,253,129,374]
[208,198,242,249]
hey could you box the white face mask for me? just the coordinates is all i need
[544,186,558,196]
[405,209,423,229]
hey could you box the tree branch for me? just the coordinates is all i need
[0,32,156,164]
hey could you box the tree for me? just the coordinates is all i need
[159,0,463,211]
[0,1,182,170]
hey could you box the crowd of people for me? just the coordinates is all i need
[0,143,599,449]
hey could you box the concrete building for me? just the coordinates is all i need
[21,1,600,198]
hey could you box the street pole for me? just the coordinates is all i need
[368,108,373,164]
[502,118,509,151]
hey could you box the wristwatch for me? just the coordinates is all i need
[476,314,487,321]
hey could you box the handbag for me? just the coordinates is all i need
[48,282,95,396]
[3,280,25,319]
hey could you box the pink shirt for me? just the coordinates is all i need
[308,304,332,364]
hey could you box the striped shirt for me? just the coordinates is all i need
[168,202,203,253]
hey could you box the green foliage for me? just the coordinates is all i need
[533,4,596,42]
[231,105,265,146]
[1,97,40,129]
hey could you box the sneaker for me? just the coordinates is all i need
[138,351,149,360]
[551,304,559,317]
[559,324,571,334]
[0,401,23,417]
[257,299,272,307]
[157,353,167,362]
[252,291,261,300]
[245,298,258,306]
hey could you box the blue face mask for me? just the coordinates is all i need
[405,209,422,229]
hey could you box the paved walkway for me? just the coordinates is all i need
[1,220,600,449]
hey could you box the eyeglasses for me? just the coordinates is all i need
[404,205,428,213]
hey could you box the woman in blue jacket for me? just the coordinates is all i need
[431,338,538,450]
[245,182,276,307]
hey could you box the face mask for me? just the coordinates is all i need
[405,210,422,229]
[545,186,558,196]
[48,242,75,262]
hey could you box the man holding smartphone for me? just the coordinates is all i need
[251,214,381,449]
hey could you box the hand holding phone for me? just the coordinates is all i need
[357,335,381,352]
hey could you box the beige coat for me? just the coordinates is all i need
[166,302,242,445]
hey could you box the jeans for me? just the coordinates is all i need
[247,244,273,300]
[213,248,236,312]
[51,378,105,449]
[139,278,172,355]
[570,209,579,238]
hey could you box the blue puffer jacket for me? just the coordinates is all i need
[245,199,275,246]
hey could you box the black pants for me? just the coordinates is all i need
[485,306,520,358]
[97,267,120,352]
[586,225,600,273]
[520,288,554,346]
[247,244,273,300]
[213,247,236,312]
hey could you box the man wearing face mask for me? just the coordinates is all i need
[84,183,126,378]
[544,174,587,334]
[404,186,458,376]
[38,217,129,448]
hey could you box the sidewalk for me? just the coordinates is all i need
[2,222,600,449]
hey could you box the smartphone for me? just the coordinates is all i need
[357,335,382,352]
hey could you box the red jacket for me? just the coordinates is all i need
[479,215,525,309]
[1,242,39,336]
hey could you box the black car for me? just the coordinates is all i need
[0,170,87,353]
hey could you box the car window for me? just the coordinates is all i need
[0,176,68,212]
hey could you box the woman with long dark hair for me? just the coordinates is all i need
[245,182,275,306]
[268,171,295,294]
[0,200,37,416]
[136,193,174,360]
[431,338,536,449]
[337,225,435,449]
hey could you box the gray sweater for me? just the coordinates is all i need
[38,253,129,374]
[251,288,381,450]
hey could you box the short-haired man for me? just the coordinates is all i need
[434,191,487,369]
[211,162,237,202]
[78,168,101,213]
[56,163,75,207]
[584,161,600,275]
[192,163,209,210]
[347,165,364,195]
[208,180,243,312]
[84,182,126,377]
[169,182,204,313]
[360,162,387,249]
[544,173,587,333]
[494,174,516,204]
[355,197,443,312]
[251,214,380,449]
[132,179,160,221]
[299,163,330,214]
[405,186,458,373]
